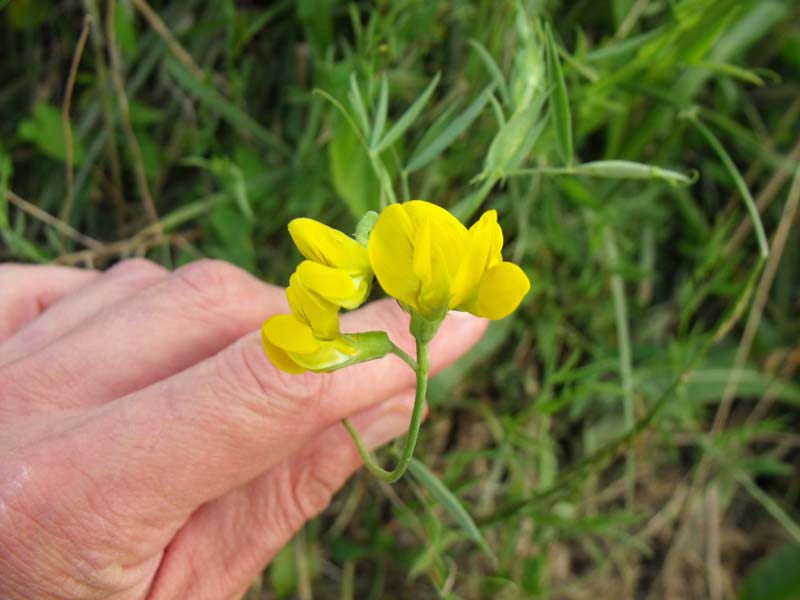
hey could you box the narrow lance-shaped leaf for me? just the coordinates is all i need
[373,72,441,153]
[348,73,371,137]
[483,93,546,179]
[545,23,573,166]
[406,82,496,173]
[505,160,696,186]
[370,74,389,148]
[468,39,510,106]
[407,457,496,565]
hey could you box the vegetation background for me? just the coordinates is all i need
[2,0,799,598]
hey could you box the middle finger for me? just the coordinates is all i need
[0,260,286,418]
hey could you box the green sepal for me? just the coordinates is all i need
[319,331,394,371]
[354,210,379,246]
[410,310,444,344]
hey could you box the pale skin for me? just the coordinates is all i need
[0,259,487,599]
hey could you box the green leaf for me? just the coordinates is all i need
[114,0,138,57]
[348,73,371,137]
[268,543,297,598]
[329,116,380,218]
[406,83,495,174]
[740,543,800,600]
[18,102,86,164]
[483,94,546,178]
[407,458,496,565]
[506,160,696,185]
[370,74,389,148]
[545,24,573,166]
[373,73,440,153]
[468,39,510,106]
[208,203,255,270]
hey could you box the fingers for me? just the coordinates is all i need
[148,393,417,600]
[0,259,167,367]
[0,259,288,416]
[0,263,98,342]
[64,300,486,528]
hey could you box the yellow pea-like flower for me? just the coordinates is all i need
[262,274,357,373]
[262,314,358,374]
[288,218,373,309]
[368,200,530,320]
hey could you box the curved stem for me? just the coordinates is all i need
[343,338,429,483]
[389,342,417,371]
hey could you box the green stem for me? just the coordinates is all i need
[389,342,417,371]
[343,338,429,483]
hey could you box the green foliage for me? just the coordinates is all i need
[740,543,800,600]
[2,0,799,597]
[18,102,86,164]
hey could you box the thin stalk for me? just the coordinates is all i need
[60,15,92,233]
[389,342,417,371]
[343,339,429,483]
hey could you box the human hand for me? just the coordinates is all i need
[0,259,486,599]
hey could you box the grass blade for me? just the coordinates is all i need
[407,457,496,565]
[406,83,494,173]
[545,24,573,166]
[374,73,440,153]
[165,58,289,156]
[687,115,770,259]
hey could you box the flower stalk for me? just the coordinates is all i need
[342,337,429,483]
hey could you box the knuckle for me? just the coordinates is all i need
[171,259,249,313]
[285,460,337,525]
[220,338,331,420]
[106,258,166,281]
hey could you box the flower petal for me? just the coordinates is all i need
[368,203,419,310]
[262,319,307,374]
[262,313,320,354]
[403,200,467,279]
[461,261,530,319]
[288,218,370,271]
[290,336,357,372]
[413,217,451,319]
[295,260,369,310]
[451,209,503,307]
[286,274,340,340]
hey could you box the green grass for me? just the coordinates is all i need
[3,0,800,598]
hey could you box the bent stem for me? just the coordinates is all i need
[343,338,429,483]
[389,342,417,371]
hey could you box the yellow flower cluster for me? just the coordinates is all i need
[263,201,530,373]
[261,219,373,373]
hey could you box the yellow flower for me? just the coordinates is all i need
[262,274,357,373]
[288,218,373,309]
[368,200,530,320]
